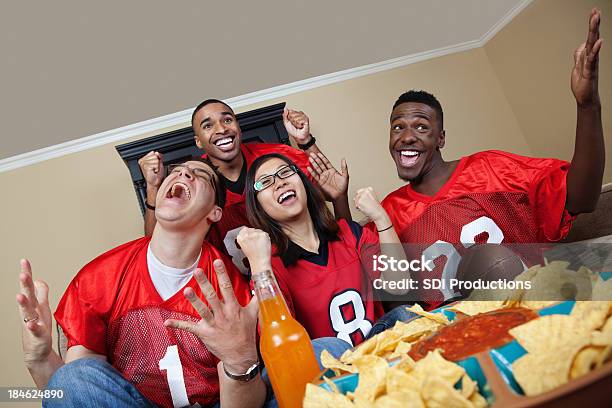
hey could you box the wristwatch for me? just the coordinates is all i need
[222,361,261,382]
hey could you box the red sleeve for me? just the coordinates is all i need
[54,265,112,355]
[478,151,576,242]
[529,160,576,242]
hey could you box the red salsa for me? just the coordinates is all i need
[408,307,538,361]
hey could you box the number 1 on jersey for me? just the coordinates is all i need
[159,344,190,408]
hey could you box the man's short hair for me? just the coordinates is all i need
[191,99,235,129]
[392,90,444,128]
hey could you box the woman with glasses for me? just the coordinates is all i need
[237,153,411,346]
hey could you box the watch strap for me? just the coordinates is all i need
[297,135,316,150]
[222,361,261,382]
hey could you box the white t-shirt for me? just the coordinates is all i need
[147,245,201,301]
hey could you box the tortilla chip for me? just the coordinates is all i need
[446,301,504,316]
[321,349,357,374]
[570,345,607,379]
[509,315,588,353]
[522,262,593,302]
[469,391,488,408]
[406,304,450,325]
[389,341,412,360]
[592,277,612,301]
[571,301,611,331]
[375,391,424,408]
[353,355,388,402]
[460,374,477,399]
[421,376,473,408]
[386,367,419,395]
[512,339,588,396]
[304,383,355,408]
[408,350,464,389]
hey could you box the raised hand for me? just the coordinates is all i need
[283,108,311,144]
[572,8,603,107]
[164,260,259,374]
[236,227,272,273]
[308,152,349,202]
[354,187,389,226]
[16,259,53,365]
[138,151,165,189]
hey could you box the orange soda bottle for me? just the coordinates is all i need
[253,270,321,408]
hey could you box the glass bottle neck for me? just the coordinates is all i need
[252,270,291,322]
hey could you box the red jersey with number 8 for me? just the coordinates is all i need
[378,150,576,308]
[270,219,384,346]
[55,238,252,408]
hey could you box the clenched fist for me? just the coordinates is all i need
[236,227,272,274]
[354,187,388,226]
[283,108,311,144]
[138,151,165,188]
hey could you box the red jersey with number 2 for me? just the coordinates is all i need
[379,150,576,308]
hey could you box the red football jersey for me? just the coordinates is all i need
[205,143,311,274]
[270,219,385,346]
[378,150,576,307]
[55,238,252,408]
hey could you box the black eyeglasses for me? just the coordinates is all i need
[254,165,298,192]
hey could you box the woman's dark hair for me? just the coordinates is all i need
[245,153,339,255]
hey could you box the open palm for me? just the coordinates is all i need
[571,9,602,107]
[308,153,349,201]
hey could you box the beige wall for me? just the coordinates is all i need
[1,0,605,392]
[485,0,612,182]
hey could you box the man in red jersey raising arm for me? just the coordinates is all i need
[378,9,604,309]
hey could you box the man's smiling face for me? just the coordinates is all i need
[193,102,242,162]
[155,160,221,229]
[389,102,445,182]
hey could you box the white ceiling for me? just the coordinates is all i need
[0,0,526,160]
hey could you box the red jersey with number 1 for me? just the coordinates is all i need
[379,150,576,307]
[55,238,252,408]
[205,143,311,275]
